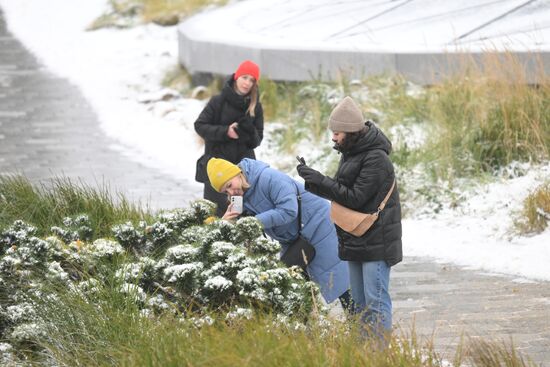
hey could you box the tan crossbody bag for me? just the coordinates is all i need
[330,180,396,237]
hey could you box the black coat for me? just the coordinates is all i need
[194,76,264,182]
[305,121,402,266]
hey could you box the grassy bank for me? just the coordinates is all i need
[89,0,227,29]
[0,178,541,367]
[25,282,539,367]
[256,56,550,181]
[516,181,550,234]
[0,175,151,238]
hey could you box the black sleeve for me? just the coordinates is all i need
[306,153,391,210]
[194,96,230,143]
[236,103,264,149]
[248,103,264,149]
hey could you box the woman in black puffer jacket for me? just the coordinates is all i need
[194,60,264,216]
[297,96,402,344]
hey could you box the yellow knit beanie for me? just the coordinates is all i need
[207,158,241,192]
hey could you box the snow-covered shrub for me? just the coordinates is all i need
[0,221,59,277]
[157,207,204,232]
[225,306,253,321]
[10,322,47,342]
[1,220,38,249]
[164,262,204,296]
[232,216,264,245]
[145,294,171,314]
[0,200,318,356]
[112,221,145,249]
[111,201,216,255]
[189,199,217,223]
[115,256,157,289]
[76,278,101,297]
[82,239,124,260]
[164,244,199,264]
[248,237,280,256]
[516,181,550,234]
[119,283,147,305]
[0,342,16,366]
[50,214,93,243]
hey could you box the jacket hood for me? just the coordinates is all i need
[343,121,392,156]
[238,158,269,189]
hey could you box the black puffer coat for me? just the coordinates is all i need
[194,75,264,182]
[306,121,402,266]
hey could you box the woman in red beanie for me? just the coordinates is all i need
[194,60,264,217]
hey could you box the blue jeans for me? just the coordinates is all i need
[348,260,392,340]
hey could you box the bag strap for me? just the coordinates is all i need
[377,180,396,213]
[292,182,303,235]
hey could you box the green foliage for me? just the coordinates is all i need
[467,339,538,367]
[88,0,228,30]
[362,74,429,125]
[258,78,281,120]
[161,64,191,92]
[27,285,437,367]
[0,175,151,238]
[259,79,339,154]
[260,55,549,180]
[421,54,550,179]
[141,0,228,23]
[0,193,317,363]
[27,291,538,367]
[516,181,550,234]
[0,179,540,366]
[31,279,152,366]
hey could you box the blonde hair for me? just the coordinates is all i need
[247,83,258,117]
[233,76,259,117]
[225,173,251,201]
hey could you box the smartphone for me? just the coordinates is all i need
[230,196,243,214]
[296,156,306,165]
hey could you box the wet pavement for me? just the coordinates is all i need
[0,9,199,211]
[1,8,549,366]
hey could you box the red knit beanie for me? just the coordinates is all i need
[234,60,260,81]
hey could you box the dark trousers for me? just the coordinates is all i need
[300,266,355,315]
[338,289,356,315]
[203,181,229,217]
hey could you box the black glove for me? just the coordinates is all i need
[296,164,324,186]
[236,127,252,142]
[238,116,256,134]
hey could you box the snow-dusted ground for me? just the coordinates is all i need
[1,0,548,282]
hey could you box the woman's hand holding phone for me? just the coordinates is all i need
[222,196,243,221]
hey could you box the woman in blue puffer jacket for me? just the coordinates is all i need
[206,157,351,306]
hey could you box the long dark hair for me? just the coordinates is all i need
[337,125,369,151]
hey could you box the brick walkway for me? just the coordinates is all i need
[1,8,549,366]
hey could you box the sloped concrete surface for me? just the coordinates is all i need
[178,0,550,83]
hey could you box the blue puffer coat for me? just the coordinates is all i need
[239,158,349,303]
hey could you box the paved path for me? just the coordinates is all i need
[0,9,200,212]
[392,258,550,365]
[1,8,549,366]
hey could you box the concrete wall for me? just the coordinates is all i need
[178,27,550,85]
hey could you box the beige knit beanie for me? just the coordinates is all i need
[328,96,365,132]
